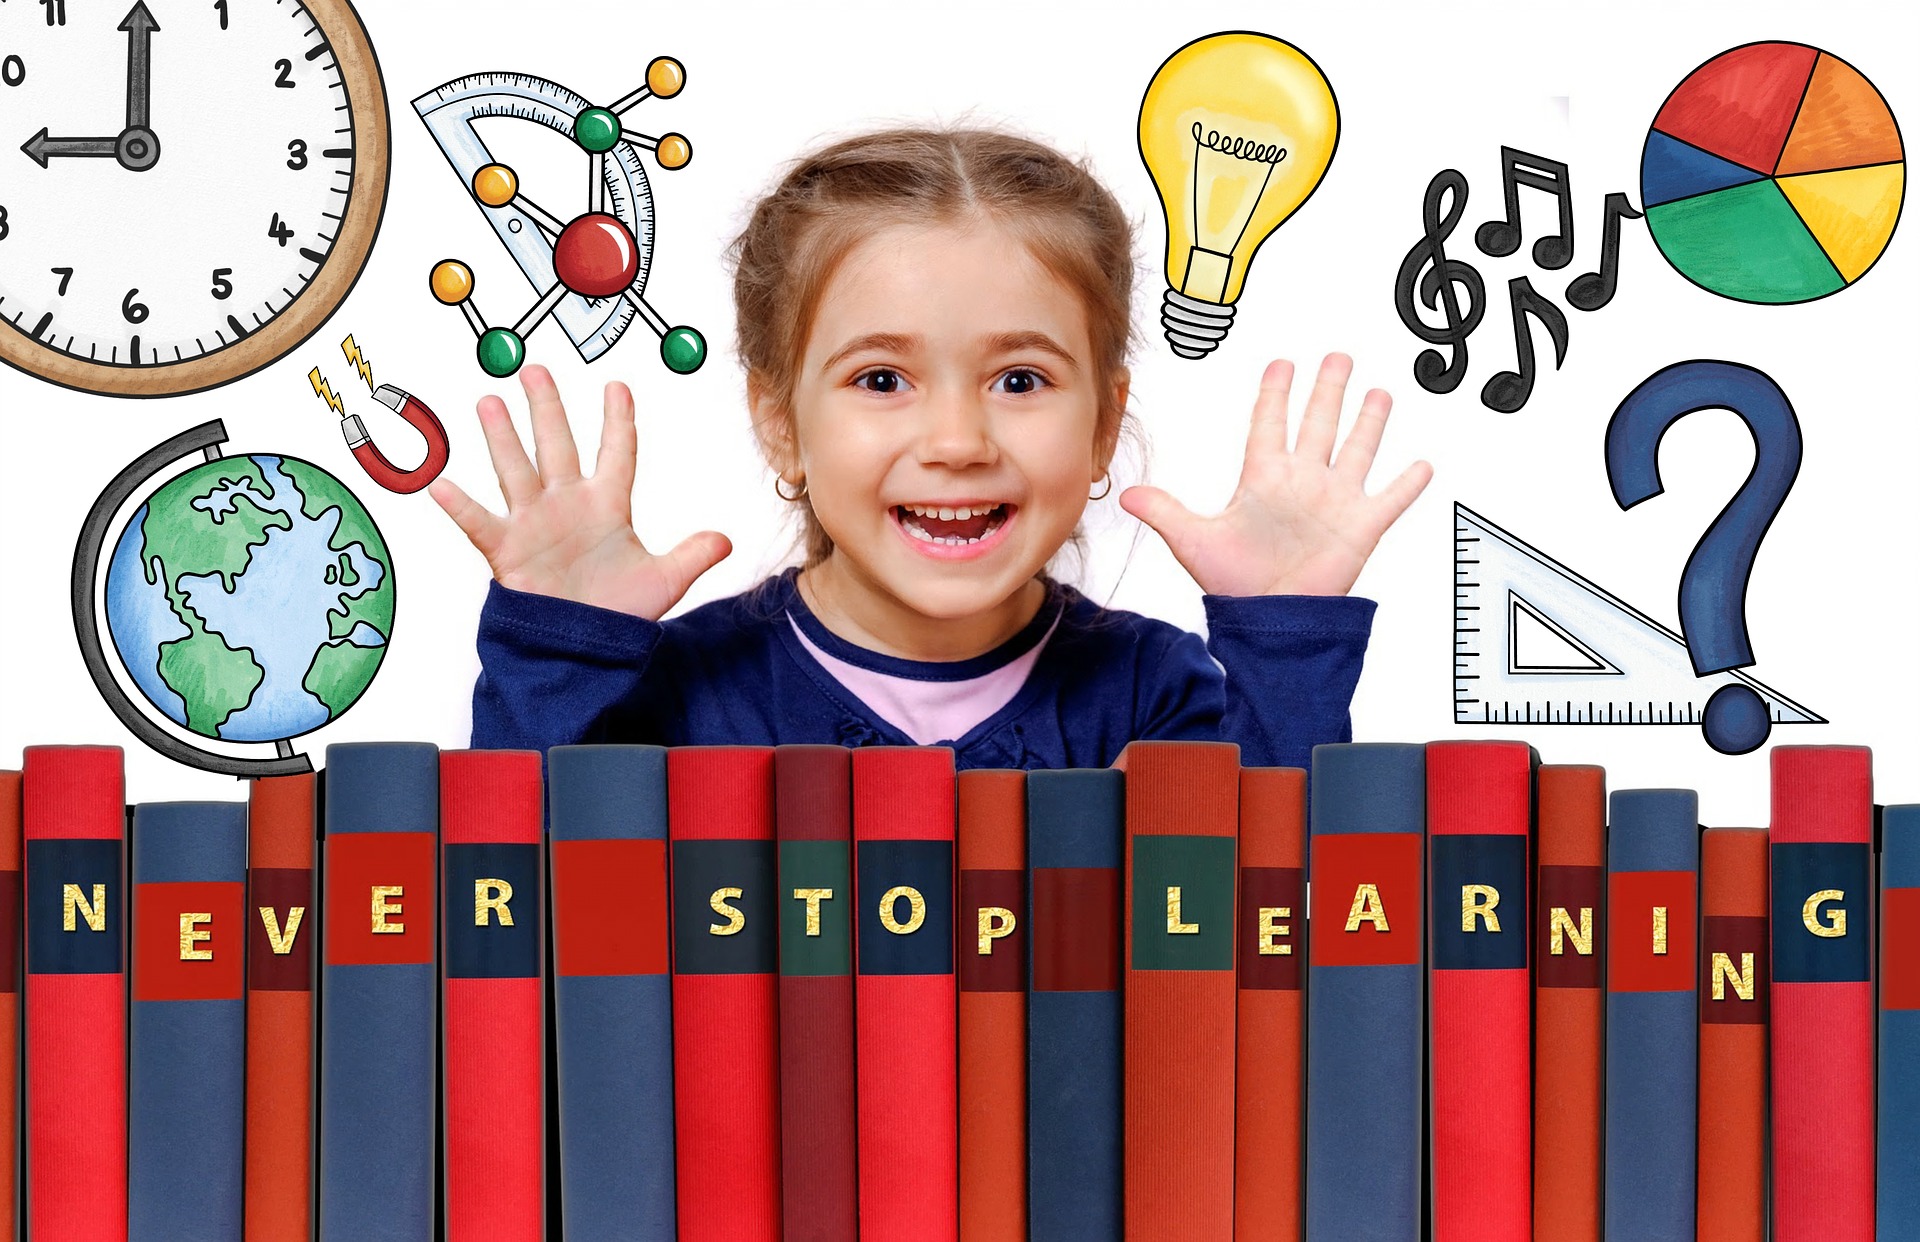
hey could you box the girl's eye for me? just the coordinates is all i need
[992,368,1050,395]
[853,368,905,394]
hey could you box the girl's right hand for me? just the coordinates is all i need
[429,364,732,621]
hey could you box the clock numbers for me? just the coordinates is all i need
[288,139,308,170]
[2,56,25,87]
[268,214,295,246]
[0,206,10,240]
[214,0,229,30]
[122,289,150,324]
[211,269,234,300]
[274,58,295,88]
[40,0,68,26]
[52,267,73,296]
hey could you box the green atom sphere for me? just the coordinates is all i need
[661,326,706,374]
[573,107,622,154]
[477,328,527,378]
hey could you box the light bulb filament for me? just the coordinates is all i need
[1192,122,1288,165]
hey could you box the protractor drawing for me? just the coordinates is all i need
[1453,503,1823,732]
[414,62,704,377]
[1641,41,1904,304]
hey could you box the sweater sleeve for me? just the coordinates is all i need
[470,581,668,751]
[1134,594,1376,770]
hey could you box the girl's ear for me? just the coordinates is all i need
[748,372,802,480]
[1096,366,1131,478]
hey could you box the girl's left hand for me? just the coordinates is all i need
[1119,353,1433,598]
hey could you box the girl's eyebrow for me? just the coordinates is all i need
[984,330,1079,369]
[821,332,919,373]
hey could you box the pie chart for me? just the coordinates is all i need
[1641,42,1904,304]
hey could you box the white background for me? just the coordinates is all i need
[2,0,1916,827]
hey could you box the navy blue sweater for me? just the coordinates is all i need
[471,570,1375,771]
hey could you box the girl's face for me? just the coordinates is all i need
[770,220,1122,628]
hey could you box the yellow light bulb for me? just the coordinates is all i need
[1138,33,1340,358]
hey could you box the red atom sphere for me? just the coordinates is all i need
[553,213,640,298]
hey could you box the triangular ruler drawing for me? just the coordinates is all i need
[1455,503,1824,727]
[1508,592,1620,675]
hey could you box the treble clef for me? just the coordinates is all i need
[1394,168,1486,395]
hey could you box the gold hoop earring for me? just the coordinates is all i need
[775,475,808,502]
[1089,475,1112,501]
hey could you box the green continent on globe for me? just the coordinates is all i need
[279,459,394,718]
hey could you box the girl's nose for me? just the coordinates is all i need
[915,388,998,468]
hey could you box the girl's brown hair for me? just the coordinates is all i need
[729,125,1138,567]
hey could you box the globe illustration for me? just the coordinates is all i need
[76,421,394,775]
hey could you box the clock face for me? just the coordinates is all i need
[0,0,387,396]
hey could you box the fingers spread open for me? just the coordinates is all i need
[477,394,539,509]
[521,364,582,482]
[429,476,506,559]
[1294,352,1354,465]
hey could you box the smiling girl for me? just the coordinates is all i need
[434,127,1431,769]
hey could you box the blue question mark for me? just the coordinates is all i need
[1605,360,1803,756]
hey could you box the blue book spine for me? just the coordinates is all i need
[1026,768,1122,1238]
[549,745,675,1241]
[128,801,246,1242]
[319,743,439,1242]
[1604,789,1699,1241]
[1305,743,1425,1242]
[1882,805,1920,1233]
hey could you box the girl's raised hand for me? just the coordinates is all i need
[1119,353,1432,598]
[429,365,732,621]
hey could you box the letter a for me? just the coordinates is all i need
[1346,883,1389,933]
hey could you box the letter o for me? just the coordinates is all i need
[879,885,926,935]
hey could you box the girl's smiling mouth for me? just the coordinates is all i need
[892,502,1015,556]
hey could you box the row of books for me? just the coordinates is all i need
[0,740,1910,1240]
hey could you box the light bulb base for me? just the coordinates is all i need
[1161,288,1235,359]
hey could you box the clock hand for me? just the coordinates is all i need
[119,2,159,133]
[21,128,117,167]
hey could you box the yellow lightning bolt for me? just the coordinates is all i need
[309,368,346,418]
[341,334,375,393]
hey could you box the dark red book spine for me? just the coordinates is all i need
[1533,766,1604,1242]
[670,747,781,1241]
[1428,741,1532,1242]
[0,770,18,1242]
[775,746,857,1242]
[1124,740,1238,1240]
[853,747,957,1241]
[1770,746,1874,1239]
[1235,767,1304,1242]
[246,774,316,1242]
[441,751,545,1240]
[23,745,126,1241]
[958,768,1025,1240]
[1698,827,1768,1242]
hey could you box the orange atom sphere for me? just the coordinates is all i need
[647,57,685,98]
[472,163,518,208]
[430,260,474,305]
[656,133,692,170]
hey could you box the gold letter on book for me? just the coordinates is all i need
[371,886,404,934]
[259,906,306,954]
[880,886,926,935]
[1652,906,1668,955]
[978,907,1016,954]
[62,883,106,932]
[1803,889,1846,937]
[1166,887,1200,935]
[794,888,833,937]
[179,913,214,961]
[709,887,745,936]
[474,879,515,927]
[1345,883,1389,933]
[1710,951,1755,1001]
[1461,884,1502,933]
[1259,906,1293,955]
[1548,906,1592,956]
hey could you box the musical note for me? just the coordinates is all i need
[1394,169,1486,395]
[1566,192,1644,312]
[1475,147,1575,270]
[1481,276,1569,414]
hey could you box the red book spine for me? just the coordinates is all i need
[245,774,316,1242]
[1770,746,1875,1240]
[1697,827,1768,1242]
[1428,741,1531,1242]
[1124,740,1238,1241]
[958,769,1025,1241]
[853,747,958,1241]
[0,771,18,1242]
[1235,767,1304,1242]
[441,751,545,1240]
[670,747,781,1242]
[1533,766,1604,1242]
[23,745,126,1241]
